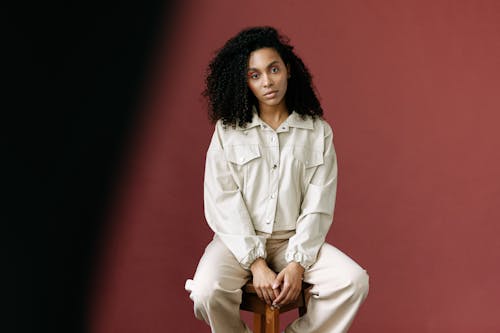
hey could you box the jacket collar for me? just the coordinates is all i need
[286,111,314,130]
[238,106,314,130]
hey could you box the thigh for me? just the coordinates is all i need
[265,238,289,273]
[191,235,251,291]
[304,243,368,291]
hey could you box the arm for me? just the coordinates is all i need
[285,121,338,269]
[203,122,267,270]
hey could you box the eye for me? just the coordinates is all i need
[248,72,259,80]
[270,66,280,73]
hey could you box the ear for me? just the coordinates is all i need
[287,64,291,79]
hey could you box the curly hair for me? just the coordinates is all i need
[203,26,323,128]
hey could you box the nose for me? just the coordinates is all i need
[263,74,273,87]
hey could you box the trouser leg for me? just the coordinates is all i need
[285,243,369,333]
[186,236,252,333]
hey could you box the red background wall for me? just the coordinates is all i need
[91,1,500,332]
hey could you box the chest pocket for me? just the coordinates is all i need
[224,144,261,193]
[225,144,261,165]
[293,146,324,188]
[293,146,324,168]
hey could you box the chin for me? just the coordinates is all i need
[261,99,285,107]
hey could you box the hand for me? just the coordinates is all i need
[272,262,305,307]
[250,258,280,305]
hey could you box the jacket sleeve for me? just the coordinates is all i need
[285,121,338,269]
[203,122,267,270]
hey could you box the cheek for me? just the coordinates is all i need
[280,77,288,93]
[247,81,259,96]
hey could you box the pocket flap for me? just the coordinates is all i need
[293,147,324,168]
[225,144,261,165]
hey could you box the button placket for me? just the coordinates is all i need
[262,130,280,232]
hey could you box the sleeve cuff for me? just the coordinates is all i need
[240,244,267,270]
[285,251,314,270]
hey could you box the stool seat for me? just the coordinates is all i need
[240,281,311,333]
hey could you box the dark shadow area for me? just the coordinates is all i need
[5,1,178,332]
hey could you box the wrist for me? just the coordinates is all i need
[250,258,267,273]
[288,261,305,274]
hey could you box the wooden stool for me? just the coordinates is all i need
[240,281,311,333]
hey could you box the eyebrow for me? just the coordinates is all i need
[247,60,281,72]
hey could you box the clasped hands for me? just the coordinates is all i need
[249,258,305,309]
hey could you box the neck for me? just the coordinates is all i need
[258,102,289,130]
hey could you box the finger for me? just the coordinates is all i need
[272,286,280,299]
[284,287,300,306]
[262,288,272,305]
[278,284,301,306]
[279,292,292,306]
[273,290,284,305]
[293,284,303,299]
[290,289,300,303]
[267,288,276,302]
[273,282,290,305]
[281,295,291,305]
[255,288,264,301]
[282,286,294,304]
[273,271,285,289]
[265,287,274,300]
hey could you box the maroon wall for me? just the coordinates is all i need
[91,1,500,332]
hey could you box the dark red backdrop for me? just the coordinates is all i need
[91,1,500,332]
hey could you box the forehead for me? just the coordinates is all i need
[247,47,284,69]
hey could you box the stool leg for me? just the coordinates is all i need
[265,305,279,333]
[298,290,308,317]
[254,312,264,333]
[298,305,307,317]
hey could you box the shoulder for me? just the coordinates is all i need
[311,116,333,138]
[211,119,249,149]
[214,119,246,137]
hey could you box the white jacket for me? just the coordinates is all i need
[204,110,338,270]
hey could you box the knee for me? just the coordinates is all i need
[192,283,217,308]
[189,280,232,315]
[349,268,369,301]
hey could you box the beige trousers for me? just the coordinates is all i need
[186,232,369,333]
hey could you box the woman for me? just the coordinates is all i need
[186,26,369,333]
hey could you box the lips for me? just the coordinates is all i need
[264,90,278,98]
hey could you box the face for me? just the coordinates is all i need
[246,47,290,110]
